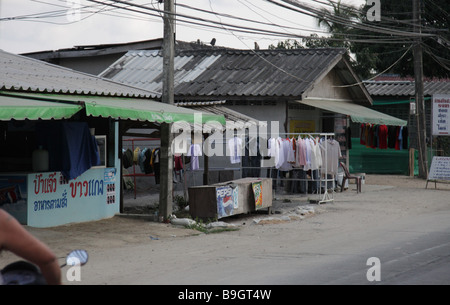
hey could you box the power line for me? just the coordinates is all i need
[2,0,446,47]
[182,0,412,42]
[83,0,420,44]
[272,0,434,38]
[335,44,414,87]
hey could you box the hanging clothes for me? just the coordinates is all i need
[187,144,202,170]
[303,138,313,171]
[268,137,284,169]
[228,136,243,164]
[347,127,352,150]
[361,124,407,150]
[138,148,148,172]
[309,137,322,171]
[395,126,401,150]
[152,148,160,184]
[388,126,397,149]
[364,124,371,147]
[287,138,296,164]
[122,148,133,169]
[279,138,293,172]
[242,136,262,178]
[295,137,307,167]
[143,148,153,174]
[322,138,342,175]
[360,124,366,145]
[371,125,378,149]
[133,147,140,164]
[402,126,409,150]
[36,122,100,180]
[174,155,184,171]
[378,125,388,149]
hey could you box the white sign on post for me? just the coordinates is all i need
[426,156,450,189]
[432,94,450,136]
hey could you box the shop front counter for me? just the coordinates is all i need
[188,178,272,220]
[0,167,119,228]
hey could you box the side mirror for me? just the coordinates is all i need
[65,250,89,267]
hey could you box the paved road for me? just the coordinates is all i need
[71,181,450,285]
[278,211,450,285]
[4,176,448,286]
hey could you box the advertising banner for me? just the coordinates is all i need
[216,186,238,218]
[252,181,263,209]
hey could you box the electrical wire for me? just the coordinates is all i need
[82,0,420,44]
[182,0,412,41]
[2,0,439,45]
[272,0,434,38]
[3,0,448,54]
[333,44,414,88]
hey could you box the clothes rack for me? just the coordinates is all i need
[269,132,337,204]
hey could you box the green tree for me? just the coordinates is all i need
[269,0,450,79]
[315,0,360,49]
[268,39,304,50]
[352,0,450,78]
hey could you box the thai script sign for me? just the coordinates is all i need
[27,168,117,227]
[428,157,450,182]
[432,94,450,136]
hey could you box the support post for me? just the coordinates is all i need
[413,0,428,179]
[159,0,175,221]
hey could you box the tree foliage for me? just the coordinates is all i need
[269,0,450,80]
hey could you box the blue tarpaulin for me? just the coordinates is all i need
[37,122,100,180]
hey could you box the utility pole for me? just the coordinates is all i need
[413,0,428,179]
[159,0,175,221]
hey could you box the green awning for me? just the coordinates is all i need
[0,92,225,125]
[0,94,83,120]
[373,97,432,106]
[82,97,225,125]
[299,99,407,127]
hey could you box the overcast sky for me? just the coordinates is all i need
[0,0,364,54]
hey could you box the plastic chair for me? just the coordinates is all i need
[339,162,362,193]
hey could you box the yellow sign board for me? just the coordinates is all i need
[289,120,315,134]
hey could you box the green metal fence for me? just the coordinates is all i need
[349,138,410,175]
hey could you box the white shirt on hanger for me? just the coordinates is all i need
[187,144,202,170]
[279,138,293,171]
[325,139,342,175]
[268,137,280,169]
[309,138,322,170]
[228,137,243,164]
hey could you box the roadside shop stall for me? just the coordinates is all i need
[0,92,223,228]
[0,50,224,228]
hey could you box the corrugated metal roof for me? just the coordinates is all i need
[364,80,450,97]
[0,49,158,98]
[100,48,349,100]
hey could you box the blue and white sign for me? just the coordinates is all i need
[27,168,118,228]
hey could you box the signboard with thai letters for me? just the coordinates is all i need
[426,157,450,189]
[432,94,450,136]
